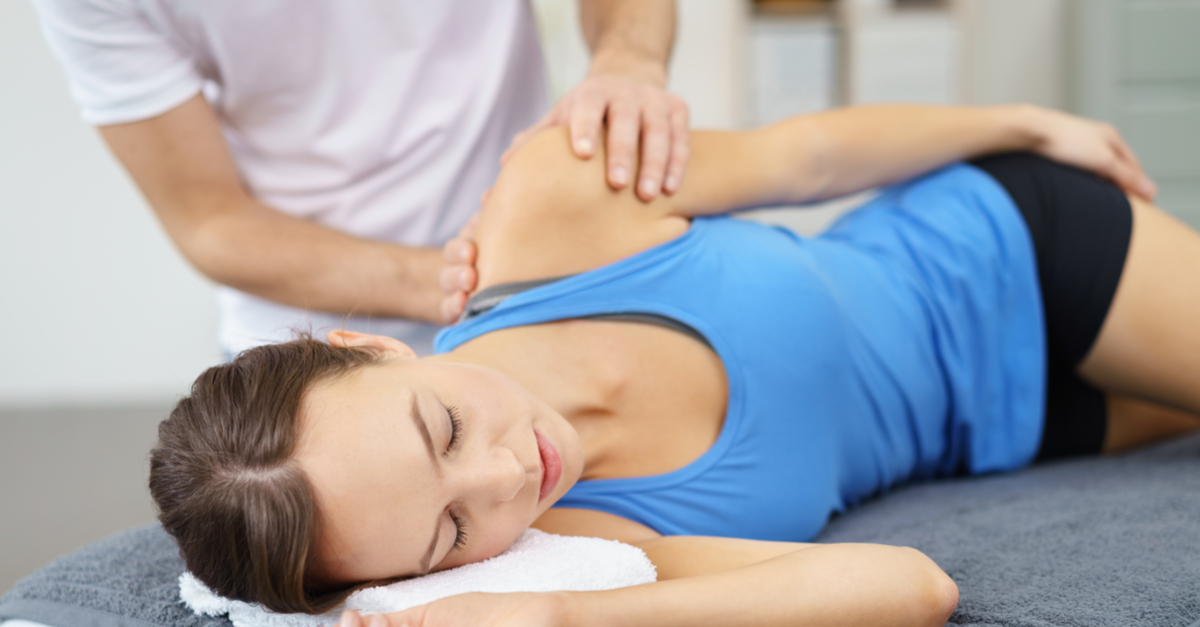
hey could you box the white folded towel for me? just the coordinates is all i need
[179,529,657,627]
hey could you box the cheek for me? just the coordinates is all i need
[466,516,528,565]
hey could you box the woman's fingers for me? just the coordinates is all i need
[1110,132,1157,199]
[333,608,421,627]
[1036,109,1159,202]
[334,610,365,627]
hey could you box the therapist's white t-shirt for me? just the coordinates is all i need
[32,0,548,355]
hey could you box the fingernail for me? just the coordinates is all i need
[459,268,470,286]
[640,178,658,197]
[611,166,629,186]
[664,175,678,193]
[576,138,593,155]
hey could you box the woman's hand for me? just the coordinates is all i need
[1024,106,1159,200]
[333,592,571,627]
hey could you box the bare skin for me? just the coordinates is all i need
[328,104,1198,627]
[1084,197,1200,452]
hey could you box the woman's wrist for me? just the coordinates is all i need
[995,103,1050,154]
[551,590,594,627]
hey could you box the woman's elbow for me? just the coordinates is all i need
[905,547,959,626]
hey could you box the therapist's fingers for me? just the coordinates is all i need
[440,289,469,324]
[440,259,475,294]
[663,100,690,195]
[442,237,475,266]
[439,222,478,324]
[567,90,606,161]
[634,103,672,201]
[605,101,641,190]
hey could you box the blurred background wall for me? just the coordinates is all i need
[2,0,1197,593]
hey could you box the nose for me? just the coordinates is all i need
[462,446,526,503]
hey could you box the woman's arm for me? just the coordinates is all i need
[465,104,1153,290]
[667,104,1156,216]
[336,537,957,627]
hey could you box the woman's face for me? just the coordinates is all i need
[293,338,583,586]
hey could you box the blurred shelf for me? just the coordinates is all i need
[751,0,835,18]
[746,0,963,124]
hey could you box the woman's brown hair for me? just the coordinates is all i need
[149,336,382,614]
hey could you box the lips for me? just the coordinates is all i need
[534,429,562,503]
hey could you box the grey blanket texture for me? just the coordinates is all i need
[0,523,232,627]
[819,432,1200,626]
[3,433,1198,627]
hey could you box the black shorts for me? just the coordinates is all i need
[969,153,1133,461]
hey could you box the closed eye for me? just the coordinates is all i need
[450,509,468,552]
[446,405,463,453]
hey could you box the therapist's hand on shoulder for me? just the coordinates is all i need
[506,68,689,203]
[505,0,688,203]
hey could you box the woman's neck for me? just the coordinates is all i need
[426,318,729,481]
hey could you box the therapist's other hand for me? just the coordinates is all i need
[506,73,689,203]
[439,212,479,324]
[1025,105,1158,201]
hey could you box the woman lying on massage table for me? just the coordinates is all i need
[150,103,1200,627]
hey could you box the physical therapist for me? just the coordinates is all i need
[31,0,689,355]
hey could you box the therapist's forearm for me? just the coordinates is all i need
[182,198,444,322]
[580,0,675,84]
[98,93,446,324]
[784,104,1042,202]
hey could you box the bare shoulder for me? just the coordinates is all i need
[470,121,822,290]
[472,127,689,290]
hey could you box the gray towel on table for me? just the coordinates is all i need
[3,432,1199,627]
[819,432,1200,626]
[0,523,231,627]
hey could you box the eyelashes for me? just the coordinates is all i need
[446,405,463,453]
[450,510,468,552]
[445,405,467,553]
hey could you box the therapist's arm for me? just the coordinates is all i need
[506,0,688,202]
[98,93,473,324]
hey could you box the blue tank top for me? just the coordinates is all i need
[435,164,1046,542]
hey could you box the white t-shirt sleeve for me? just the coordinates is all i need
[31,0,205,125]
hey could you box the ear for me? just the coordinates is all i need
[326,330,418,359]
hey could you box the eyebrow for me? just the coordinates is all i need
[408,392,441,575]
[409,392,437,466]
